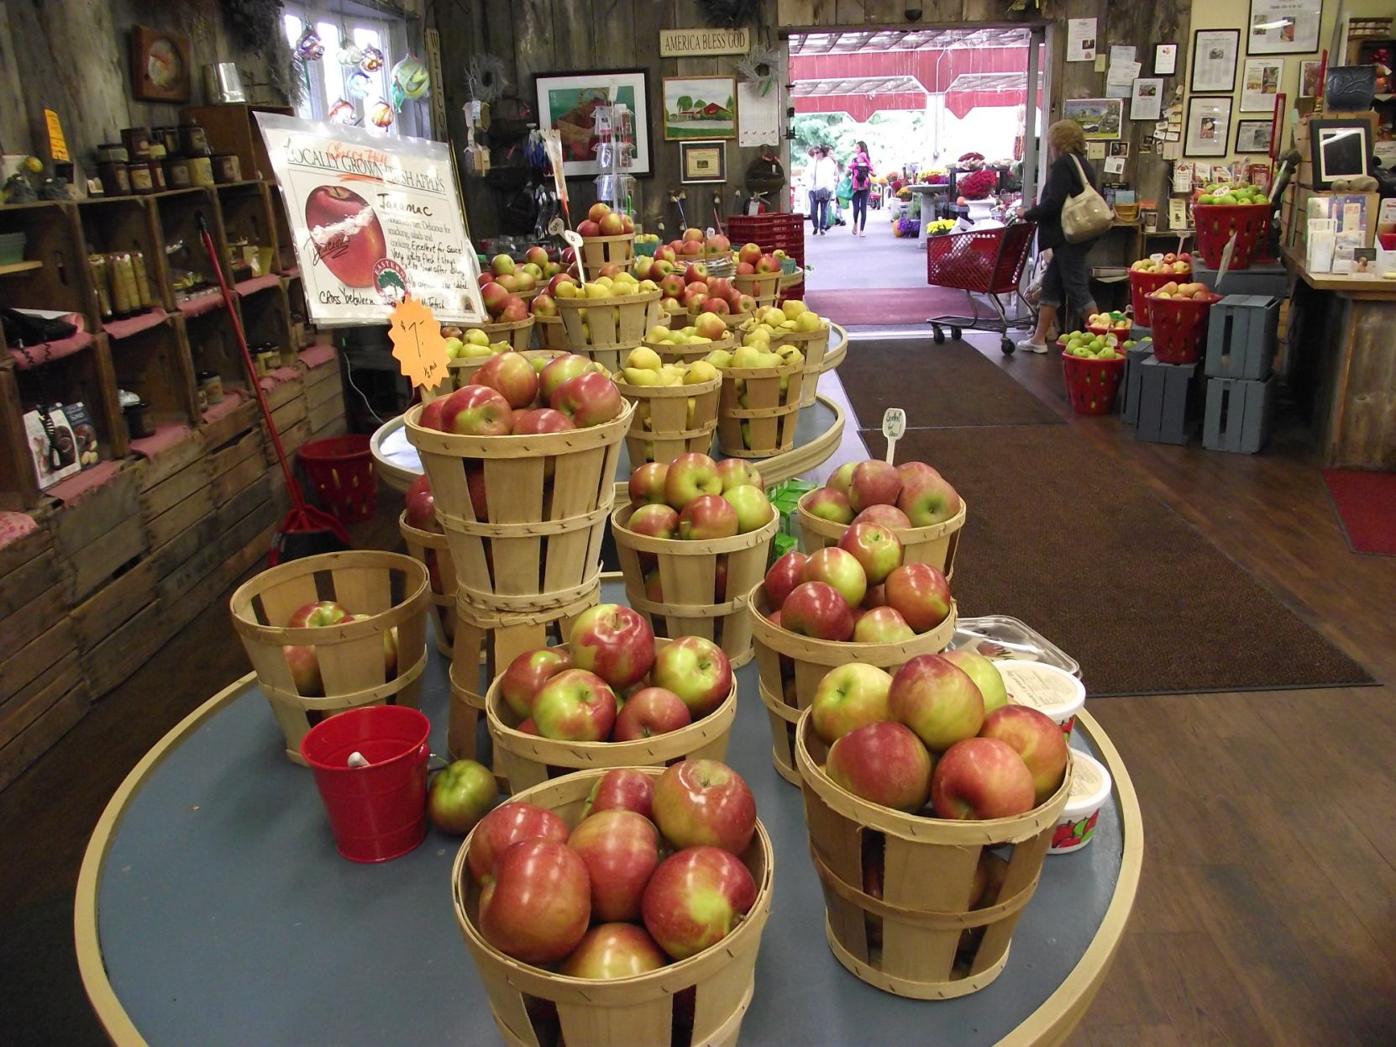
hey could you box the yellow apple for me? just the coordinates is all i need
[685,360,719,383]
[626,346,663,370]
[623,367,660,386]
[705,349,733,368]
[646,324,671,343]
[794,311,822,332]
[465,328,491,347]
[781,299,807,319]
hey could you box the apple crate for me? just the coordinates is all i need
[716,359,804,459]
[464,316,535,352]
[447,585,599,765]
[611,503,778,669]
[452,766,774,1047]
[557,290,663,353]
[749,585,957,786]
[769,323,832,408]
[795,495,967,578]
[485,638,738,793]
[398,510,457,657]
[404,399,633,613]
[229,551,431,765]
[614,372,721,466]
[579,232,635,270]
[733,270,782,308]
[793,710,1072,998]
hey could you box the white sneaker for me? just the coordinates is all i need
[1017,338,1049,354]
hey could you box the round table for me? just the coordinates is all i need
[77,616,1141,1045]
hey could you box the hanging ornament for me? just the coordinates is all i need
[338,41,364,68]
[389,81,407,113]
[392,55,430,102]
[327,99,360,125]
[359,46,384,73]
[345,69,373,99]
[368,98,394,128]
[295,27,324,62]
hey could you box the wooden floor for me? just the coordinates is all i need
[3,338,1395,1044]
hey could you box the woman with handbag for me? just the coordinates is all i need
[1017,120,1111,353]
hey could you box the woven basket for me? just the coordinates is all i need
[716,359,804,459]
[795,710,1072,998]
[612,502,778,669]
[464,316,535,352]
[579,233,635,270]
[557,290,663,353]
[452,766,774,1046]
[614,372,721,466]
[771,323,833,408]
[796,496,967,578]
[398,511,457,656]
[229,551,430,765]
[403,399,633,613]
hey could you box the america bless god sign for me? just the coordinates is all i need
[660,28,750,57]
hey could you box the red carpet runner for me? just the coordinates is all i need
[1323,470,1396,555]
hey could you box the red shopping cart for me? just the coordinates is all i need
[926,220,1037,355]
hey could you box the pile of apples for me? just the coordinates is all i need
[555,268,658,302]
[499,604,733,743]
[576,201,636,238]
[641,259,755,319]
[811,650,1069,820]
[626,454,772,542]
[478,250,562,322]
[279,600,397,697]
[732,241,785,277]
[441,327,511,362]
[738,300,827,341]
[615,345,720,390]
[465,759,760,974]
[1060,331,1126,360]
[1086,310,1131,335]
[1196,182,1268,206]
[418,352,622,439]
[656,226,730,259]
[635,232,661,251]
[803,458,962,529]
[1149,280,1215,302]
[643,313,731,347]
[1129,250,1191,274]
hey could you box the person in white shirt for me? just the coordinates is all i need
[810,147,839,235]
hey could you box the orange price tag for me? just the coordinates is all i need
[388,297,449,390]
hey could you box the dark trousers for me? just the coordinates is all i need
[812,189,833,232]
[1039,241,1096,318]
[851,188,870,230]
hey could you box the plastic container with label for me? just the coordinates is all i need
[996,660,1086,735]
[949,615,1080,677]
[1048,750,1112,854]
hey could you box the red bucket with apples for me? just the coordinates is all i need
[1193,203,1271,270]
[1148,289,1221,364]
[793,709,1072,998]
[229,551,431,765]
[795,483,967,580]
[451,765,774,1047]
[485,634,739,794]
[1061,352,1127,415]
[1127,260,1191,326]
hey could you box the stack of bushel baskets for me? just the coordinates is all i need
[1201,295,1280,454]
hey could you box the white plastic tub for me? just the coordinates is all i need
[996,660,1087,735]
[1049,749,1112,853]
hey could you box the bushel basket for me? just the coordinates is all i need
[557,290,663,353]
[716,359,803,459]
[615,372,721,466]
[398,511,457,656]
[796,495,966,578]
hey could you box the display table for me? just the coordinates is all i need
[77,603,1140,1046]
[1284,248,1396,468]
[905,184,951,242]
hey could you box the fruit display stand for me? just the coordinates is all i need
[796,496,966,577]
[716,358,804,459]
[76,581,1141,1046]
[557,290,663,373]
[614,371,721,466]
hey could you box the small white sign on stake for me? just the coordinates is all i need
[881,408,907,463]
[562,229,587,285]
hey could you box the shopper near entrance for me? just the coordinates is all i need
[849,141,873,236]
[811,146,839,235]
[1018,120,1102,353]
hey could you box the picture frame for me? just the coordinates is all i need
[1240,58,1285,112]
[680,141,727,184]
[129,26,191,103]
[662,77,738,140]
[1248,0,1322,55]
[1130,77,1164,121]
[1062,97,1124,141]
[1308,118,1372,189]
[1235,119,1275,154]
[1299,59,1324,98]
[1108,141,1130,158]
[1185,96,1234,157]
[534,69,652,177]
[1154,43,1178,76]
[1190,29,1240,94]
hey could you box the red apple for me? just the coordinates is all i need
[736,261,755,275]
[651,636,732,718]
[404,475,440,533]
[659,274,686,298]
[467,802,570,881]
[737,242,762,266]
[763,551,808,609]
[577,219,601,237]
[282,643,322,695]
[678,494,739,541]
[304,185,387,287]
[614,686,693,740]
[491,253,516,276]
[853,606,915,644]
[466,465,489,520]
[582,768,655,821]
[896,461,942,485]
[419,397,447,431]
[525,245,549,268]
[755,254,779,274]
[500,647,573,719]
[428,759,497,834]
[883,562,953,633]
[979,705,1069,804]
[898,472,962,527]
[827,462,858,496]
[942,649,1008,714]
[550,371,622,427]
[480,282,510,314]
[931,737,1036,819]
[499,296,530,324]
[531,669,619,741]
[440,384,513,436]
[628,462,669,505]
[854,504,912,530]
[864,583,887,608]
[627,503,680,539]
[826,721,933,812]
[653,759,756,855]
[700,297,730,315]
[587,202,612,223]
[479,839,590,964]
[780,581,854,641]
[474,352,539,409]
[478,272,495,288]
[598,212,624,236]
[889,654,985,751]
[804,547,868,609]
[721,485,772,534]
[642,846,756,961]
[567,809,661,922]
[517,718,539,734]
[288,600,348,628]
[511,408,575,435]
[811,662,894,743]
[569,604,655,689]
[714,459,762,491]
[804,487,854,526]
[539,353,592,401]
[848,460,902,513]
[837,523,903,585]
[561,923,668,979]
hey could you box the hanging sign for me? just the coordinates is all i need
[660,28,750,57]
[388,297,450,390]
[256,113,485,326]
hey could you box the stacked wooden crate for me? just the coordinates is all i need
[302,342,346,442]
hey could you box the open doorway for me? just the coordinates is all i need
[786,26,1046,329]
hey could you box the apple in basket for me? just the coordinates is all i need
[884,562,953,633]
[899,471,962,527]
[570,604,656,689]
[511,408,574,435]
[468,802,571,881]
[480,839,591,964]
[428,759,498,835]
[643,846,757,961]
[562,923,669,979]
[931,737,1036,820]
[679,494,739,541]
[897,461,941,485]
[889,654,985,751]
[653,759,756,855]
[853,606,915,644]
[942,649,1008,714]
[628,462,669,505]
[812,663,894,743]
[722,485,773,533]
[854,504,911,529]
[568,809,662,922]
[664,452,723,509]
[437,384,513,436]
[781,581,854,641]
[613,686,692,741]
[763,550,808,609]
[282,643,323,695]
[848,461,902,513]
[404,475,440,533]
[531,669,619,741]
[804,547,867,608]
[500,647,573,719]
[628,503,680,539]
[715,459,762,492]
[539,354,593,402]
[551,371,622,427]
[827,721,934,812]
[582,768,655,821]
[288,600,349,628]
[474,352,539,409]
[804,486,854,525]
[979,705,1069,804]
[838,523,903,585]
[828,461,859,495]
[651,636,732,717]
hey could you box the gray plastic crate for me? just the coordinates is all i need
[1192,260,1290,298]
[1203,376,1275,454]
[1204,295,1280,380]
[1120,342,1154,425]
[1135,355,1198,445]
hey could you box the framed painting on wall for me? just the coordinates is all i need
[1299,59,1324,97]
[1185,96,1233,157]
[534,69,652,177]
[680,141,726,184]
[1241,58,1284,112]
[130,26,191,103]
[1190,29,1240,94]
[1235,119,1275,154]
[1248,0,1323,55]
[1062,98,1124,140]
[662,77,737,140]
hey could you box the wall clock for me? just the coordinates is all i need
[130,26,191,103]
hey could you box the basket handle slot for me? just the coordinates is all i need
[670,984,697,1047]
[862,828,887,959]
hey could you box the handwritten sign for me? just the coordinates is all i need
[881,408,906,463]
[659,28,750,57]
[389,297,449,390]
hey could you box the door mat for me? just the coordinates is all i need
[1323,469,1396,556]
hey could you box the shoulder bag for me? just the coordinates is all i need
[1060,154,1113,244]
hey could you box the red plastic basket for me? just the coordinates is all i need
[1193,204,1271,270]
[727,212,806,266]
[926,224,1035,294]
[1061,352,1126,415]
[1147,292,1220,364]
[299,435,378,523]
[1128,267,1191,326]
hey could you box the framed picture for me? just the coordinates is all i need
[1235,119,1275,154]
[680,141,726,184]
[535,70,652,177]
[1154,43,1178,76]
[1300,59,1324,98]
[1062,97,1124,141]
[129,26,191,103]
[1108,141,1130,158]
[1239,58,1284,112]
[662,77,737,140]
[1248,0,1322,55]
[1308,118,1371,189]
[1130,77,1164,121]
[1190,29,1240,93]
[1185,96,1234,157]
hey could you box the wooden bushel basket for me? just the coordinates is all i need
[464,316,535,352]
[643,331,736,364]
[723,310,754,330]
[557,290,662,353]
[796,496,968,578]
[229,551,431,764]
[398,511,457,657]
[749,584,957,785]
[615,372,721,466]
[734,270,782,307]
[612,503,777,669]
[446,586,599,764]
[794,711,1072,998]
[771,323,833,408]
[579,232,635,269]
[716,359,803,459]
[486,639,738,793]
[452,767,774,1047]
[533,315,567,351]
[403,399,633,613]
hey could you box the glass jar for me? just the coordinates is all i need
[197,369,224,405]
[165,156,191,188]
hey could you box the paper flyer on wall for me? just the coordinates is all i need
[256,113,486,326]
[1067,19,1096,62]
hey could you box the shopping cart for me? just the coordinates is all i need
[926,219,1037,355]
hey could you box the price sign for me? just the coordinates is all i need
[881,407,907,463]
[388,297,449,391]
[1216,232,1237,291]
[562,229,587,285]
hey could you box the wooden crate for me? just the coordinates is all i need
[69,555,159,657]
[79,598,166,700]
[0,516,58,623]
[200,395,260,449]
[141,446,215,551]
[51,460,148,603]
[0,518,75,710]
[1203,376,1276,455]
[217,182,282,278]
[181,103,292,184]
[209,428,269,507]
[0,652,89,792]
[10,333,130,464]
[136,427,206,492]
[307,390,345,434]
